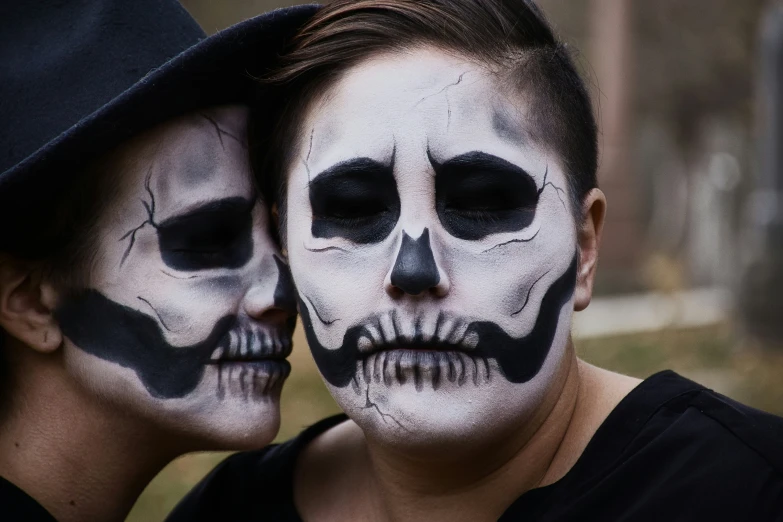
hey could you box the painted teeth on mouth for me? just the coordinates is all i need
[217,358,290,400]
[210,346,224,361]
[253,330,263,357]
[379,314,396,344]
[250,330,260,358]
[436,316,456,345]
[228,331,238,358]
[462,330,479,349]
[358,336,372,351]
[365,323,382,345]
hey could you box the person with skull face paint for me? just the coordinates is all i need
[0,1,318,521]
[169,1,783,521]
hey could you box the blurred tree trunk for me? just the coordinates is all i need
[739,2,783,347]
[589,0,643,292]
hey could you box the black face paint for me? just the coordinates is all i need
[432,151,540,240]
[157,197,254,271]
[273,255,297,315]
[57,290,235,399]
[302,253,577,388]
[309,157,400,244]
[390,229,440,295]
[57,290,294,399]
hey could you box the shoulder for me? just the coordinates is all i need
[679,386,783,475]
[166,414,350,522]
[621,379,783,517]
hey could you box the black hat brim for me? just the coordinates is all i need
[1,4,318,246]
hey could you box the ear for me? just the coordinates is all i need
[0,256,62,353]
[574,189,606,312]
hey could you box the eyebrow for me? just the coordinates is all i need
[428,150,532,179]
[491,107,527,145]
[310,156,395,185]
[157,197,255,228]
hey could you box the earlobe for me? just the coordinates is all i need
[0,257,63,353]
[574,189,606,312]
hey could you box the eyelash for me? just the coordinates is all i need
[321,213,386,226]
[446,208,506,224]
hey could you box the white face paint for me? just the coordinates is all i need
[286,48,578,446]
[56,106,296,448]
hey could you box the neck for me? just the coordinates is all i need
[0,347,179,522]
[341,345,639,522]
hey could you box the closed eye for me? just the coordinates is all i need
[434,151,539,240]
[156,197,254,271]
[309,157,400,244]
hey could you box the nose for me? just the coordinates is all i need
[243,254,297,320]
[388,228,449,296]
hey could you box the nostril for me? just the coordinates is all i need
[390,228,440,295]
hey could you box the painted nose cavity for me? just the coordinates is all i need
[390,228,441,295]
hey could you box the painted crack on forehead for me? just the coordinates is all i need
[199,112,246,151]
[413,71,468,130]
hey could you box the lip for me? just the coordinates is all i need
[208,326,293,363]
[212,359,292,399]
[351,311,481,357]
[357,332,479,357]
[360,341,474,356]
[208,359,292,379]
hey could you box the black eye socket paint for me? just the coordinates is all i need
[309,157,400,244]
[432,150,540,241]
[57,289,236,399]
[302,253,577,388]
[157,197,254,271]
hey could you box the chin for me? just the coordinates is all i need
[194,407,283,451]
[330,354,555,450]
[332,362,547,452]
[171,372,287,451]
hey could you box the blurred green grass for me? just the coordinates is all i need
[127,323,783,521]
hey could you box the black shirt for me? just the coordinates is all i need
[168,371,783,521]
[0,476,56,522]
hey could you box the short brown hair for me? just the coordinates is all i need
[0,151,123,395]
[253,0,597,235]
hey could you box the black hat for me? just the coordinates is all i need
[0,0,318,248]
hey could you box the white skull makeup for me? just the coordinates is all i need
[285,49,578,445]
[55,106,296,447]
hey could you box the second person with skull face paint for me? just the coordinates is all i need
[0,1,320,520]
[170,1,783,521]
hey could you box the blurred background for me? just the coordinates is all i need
[129,0,783,519]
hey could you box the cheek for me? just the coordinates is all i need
[287,185,395,319]
[443,213,576,332]
[290,245,395,319]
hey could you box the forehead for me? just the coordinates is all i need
[119,106,253,220]
[302,47,535,169]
